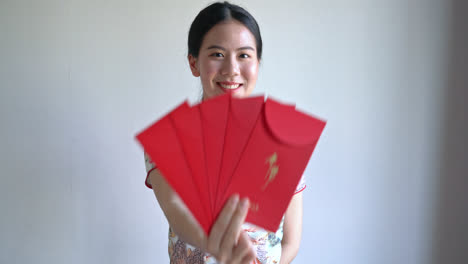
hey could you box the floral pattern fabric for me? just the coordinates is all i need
[144,153,306,264]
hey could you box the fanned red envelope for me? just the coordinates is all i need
[135,94,326,234]
[199,94,230,217]
[170,103,212,222]
[135,102,211,233]
[214,95,264,213]
[220,98,326,231]
[215,96,297,214]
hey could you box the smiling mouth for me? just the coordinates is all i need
[217,82,243,92]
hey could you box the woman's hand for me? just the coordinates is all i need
[206,195,256,264]
[149,169,255,263]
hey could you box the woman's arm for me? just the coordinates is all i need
[148,168,206,248]
[148,169,256,263]
[279,192,303,264]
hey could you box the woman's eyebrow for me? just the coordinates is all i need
[207,45,225,50]
[237,46,255,51]
[207,45,255,51]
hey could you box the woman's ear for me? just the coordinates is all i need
[188,54,200,77]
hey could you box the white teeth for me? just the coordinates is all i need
[219,83,240,89]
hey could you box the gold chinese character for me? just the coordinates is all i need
[262,152,279,190]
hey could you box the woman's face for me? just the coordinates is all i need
[189,20,260,100]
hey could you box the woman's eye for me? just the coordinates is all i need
[239,54,250,59]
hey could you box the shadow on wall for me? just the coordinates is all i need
[431,1,468,264]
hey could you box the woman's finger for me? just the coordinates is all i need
[207,194,239,256]
[230,231,254,264]
[240,249,256,264]
[218,197,250,262]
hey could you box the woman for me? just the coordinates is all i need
[144,2,305,263]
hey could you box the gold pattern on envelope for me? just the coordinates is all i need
[250,203,259,212]
[262,152,279,191]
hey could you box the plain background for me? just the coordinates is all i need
[1,0,466,263]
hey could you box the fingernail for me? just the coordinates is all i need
[231,194,239,205]
[240,198,249,210]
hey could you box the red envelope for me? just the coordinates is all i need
[220,98,326,232]
[215,96,297,213]
[170,103,212,222]
[135,102,211,234]
[199,94,230,216]
[214,95,264,213]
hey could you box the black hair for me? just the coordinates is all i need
[188,1,262,60]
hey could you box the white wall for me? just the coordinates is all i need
[1,0,465,263]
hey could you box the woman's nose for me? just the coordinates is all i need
[221,56,240,76]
